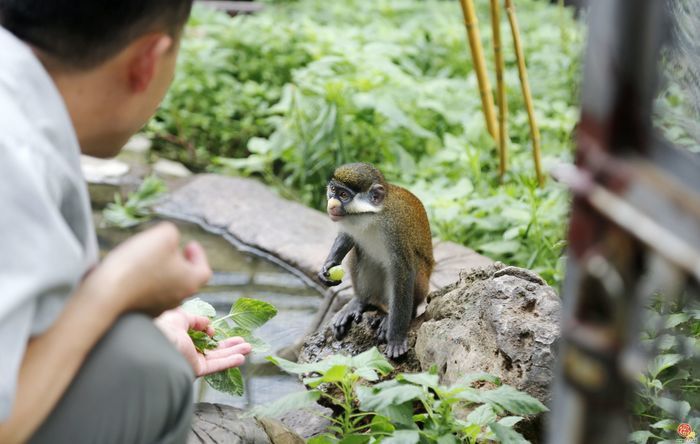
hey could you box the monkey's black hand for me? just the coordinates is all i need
[318,263,342,287]
[385,337,409,359]
[331,299,365,339]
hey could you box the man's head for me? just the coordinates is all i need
[0,0,194,157]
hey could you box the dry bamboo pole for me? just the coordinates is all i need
[458,0,500,143]
[505,0,545,187]
[490,0,508,180]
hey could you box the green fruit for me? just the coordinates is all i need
[328,265,345,281]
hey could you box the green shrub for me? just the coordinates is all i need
[257,348,547,443]
[149,0,584,286]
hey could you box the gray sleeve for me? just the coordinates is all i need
[0,144,87,422]
[0,303,35,421]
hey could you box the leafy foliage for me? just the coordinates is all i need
[260,348,547,443]
[102,175,167,228]
[149,0,584,286]
[182,297,277,396]
[629,297,700,442]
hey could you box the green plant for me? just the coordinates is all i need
[629,298,700,443]
[182,297,277,396]
[258,348,547,443]
[102,175,167,228]
[150,0,583,286]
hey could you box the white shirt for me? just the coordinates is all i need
[0,27,98,421]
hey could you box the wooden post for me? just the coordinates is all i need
[459,0,500,143]
[505,0,545,187]
[491,0,508,179]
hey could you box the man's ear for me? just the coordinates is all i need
[128,34,172,93]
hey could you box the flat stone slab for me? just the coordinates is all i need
[155,174,492,298]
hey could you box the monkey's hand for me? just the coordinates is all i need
[318,262,342,287]
[331,299,366,339]
[385,337,409,359]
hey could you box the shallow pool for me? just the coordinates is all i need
[94,212,322,409]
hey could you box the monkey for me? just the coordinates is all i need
[317,162,434,358]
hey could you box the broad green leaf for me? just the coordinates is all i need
[268,353,352,375]
[307,434,338,444]
[382,430,421,444]
[356,384,424,411]
[320,365,349,383]
[221,327,270,352]
[182,297,217,318]
[338,434,370,444]
[370,414,396,433]
[650,419,676,430]
[488,422,529,444]
[251,389,321,418]
[399,372,439,388]
[351,347,394,374]
[647,354,683,379]
[482,385,548,415]
[654,397,691,420]
[353,367,379,381]
[478,240,522,256]
[498,416,524,427]
[377,402,415,426]
[437,434,458,444]
[467,403,497,427]
[204,367,244,396]
[453,387,485,404]
[229,298,277,330]
[665,313,689,328]
[457,372,502,387]
[628,430,655,444]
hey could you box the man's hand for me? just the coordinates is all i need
[90,222,212,316]
[155,309,252,377]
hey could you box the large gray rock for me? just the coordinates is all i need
[415,263,560,405]
[299,263,560,407]
[188,403,303,444]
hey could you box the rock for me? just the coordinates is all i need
[298,263,560,431]
[123,134,152,153]
[188,403,303,444]
[416,263,560,405]
[278,404,334,439]
[154,158,192,178]
[80,155,130,183]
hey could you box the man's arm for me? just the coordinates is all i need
[0,223,212,444]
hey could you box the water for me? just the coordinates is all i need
[93,212,322,409]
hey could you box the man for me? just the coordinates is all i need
[0,1,251,443]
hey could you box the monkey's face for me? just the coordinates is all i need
[326,179,385,222]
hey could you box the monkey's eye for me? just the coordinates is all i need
[338,190,350,201]
[330,186,336,193]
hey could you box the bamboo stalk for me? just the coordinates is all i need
[490,0,508,180]
[458,0,499,142]
[505,0,545,187]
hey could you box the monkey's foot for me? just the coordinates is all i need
[331,302,365,340]
[384,338,409,359]
[374,316,388,343]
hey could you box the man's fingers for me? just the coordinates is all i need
[185,312,211,332]
[218,336,247,347]
[205,341,252,359]
[198,354,246,376]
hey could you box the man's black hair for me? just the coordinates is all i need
[0,0,194,69]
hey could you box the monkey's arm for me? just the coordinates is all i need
[318,232,354,287]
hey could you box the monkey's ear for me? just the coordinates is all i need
[369,184,385,205]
